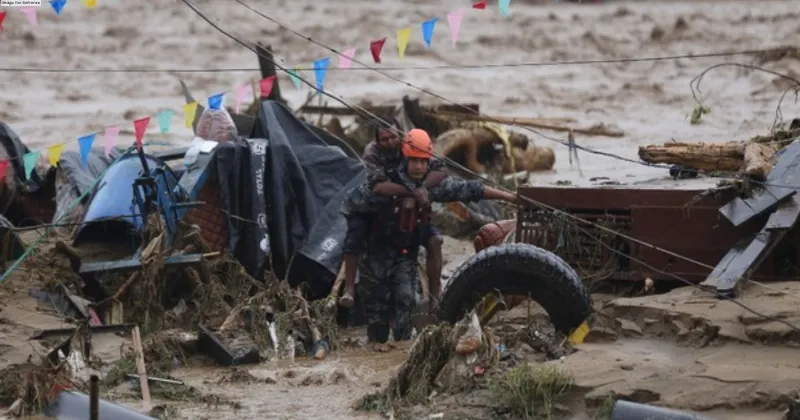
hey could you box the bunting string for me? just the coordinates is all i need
[0,0,505,32]
[0,73,279,184]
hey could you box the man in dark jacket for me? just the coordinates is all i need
[352,129,518,350]
[338,117,447,308]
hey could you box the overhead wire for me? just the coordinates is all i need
[233,0,800,188]
[180,0,800,331]
[0,48,793,74]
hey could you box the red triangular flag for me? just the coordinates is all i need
[259,76,276,99]
[0,161,8,183]
[370,38,387,64]
[133,117,150,148]
[472,0,487,9]
[0,11,7,32]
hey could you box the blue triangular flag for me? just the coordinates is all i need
[498,0,510,17]
[78,133,95,168]
[422,18,439,48]
[313,57,330,92]
[22,151,40,181]
[50,0,67,16]
[157,109,173,133]
[208,93,224,111]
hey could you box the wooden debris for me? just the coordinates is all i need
[131,326,151,404]
[638,141,745,172]
[435,125,554,176]
[742,142,779,180]
[439,111,623,138]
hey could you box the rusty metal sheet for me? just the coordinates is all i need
[515,184,800,284]
[719,141,800,228]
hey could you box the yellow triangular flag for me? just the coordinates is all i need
[183,102,198,128]
[397,28,411,59]
[48,143,64,167]
[82,0,97,8]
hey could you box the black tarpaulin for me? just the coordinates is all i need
[216,101,364,291]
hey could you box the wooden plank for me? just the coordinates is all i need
[765,192,800,230]
[700,238,751,289]
[131,326,151,404]
[719,142,800,227]
[706,229,788,296]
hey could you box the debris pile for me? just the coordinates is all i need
[639,126,800,181]
[355,303,579,419]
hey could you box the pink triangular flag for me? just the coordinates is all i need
[339,48,355,69]
[447,10,464,47]
[234,84,249,114]
[21,7,38,27]
[103,125,120,157]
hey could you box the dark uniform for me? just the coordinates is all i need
[342,140,445,256]
[356,172,485,343]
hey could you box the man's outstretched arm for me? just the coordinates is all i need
[429,176,518,204]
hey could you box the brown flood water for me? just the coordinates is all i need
[176,329,407,420]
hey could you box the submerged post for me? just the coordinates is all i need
[255,43,285,105]
[89,375,99,420]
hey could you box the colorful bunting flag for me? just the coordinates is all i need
[157,110,173,133]
[498,0,510,16]
[78,133,95,168]
[447,11,464,47]
[0,3,504,174]
[103,125,120,158]
[0,161,8,183]
[259,76,276,98]
[422,18,438,49]
[133,117,150,149]
[339,49,355,69]
[50,0,67,16]
[208,93,224,111]
[370,38,387,64]
[235,85,249,114]
[313,58,330,92]
[287,68,303,89]
[23,151,39,181]
[48,143,64,167]
[21,7,38,27]
[396,28,411,59]
[183,102,198,128]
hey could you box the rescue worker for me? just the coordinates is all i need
[357,129,518,351]
[338,117,447,308]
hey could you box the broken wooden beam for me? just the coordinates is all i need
[718,141,800,227]
[638,141,745,172]
[703,194,800,296]
[298,103,481,117]
[30,323,136,340]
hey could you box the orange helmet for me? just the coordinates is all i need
[402,129,433,159]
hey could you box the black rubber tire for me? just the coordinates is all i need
[435,243,592,334]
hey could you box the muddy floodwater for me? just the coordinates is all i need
[2,0,800,419]
[178,337,404,420]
